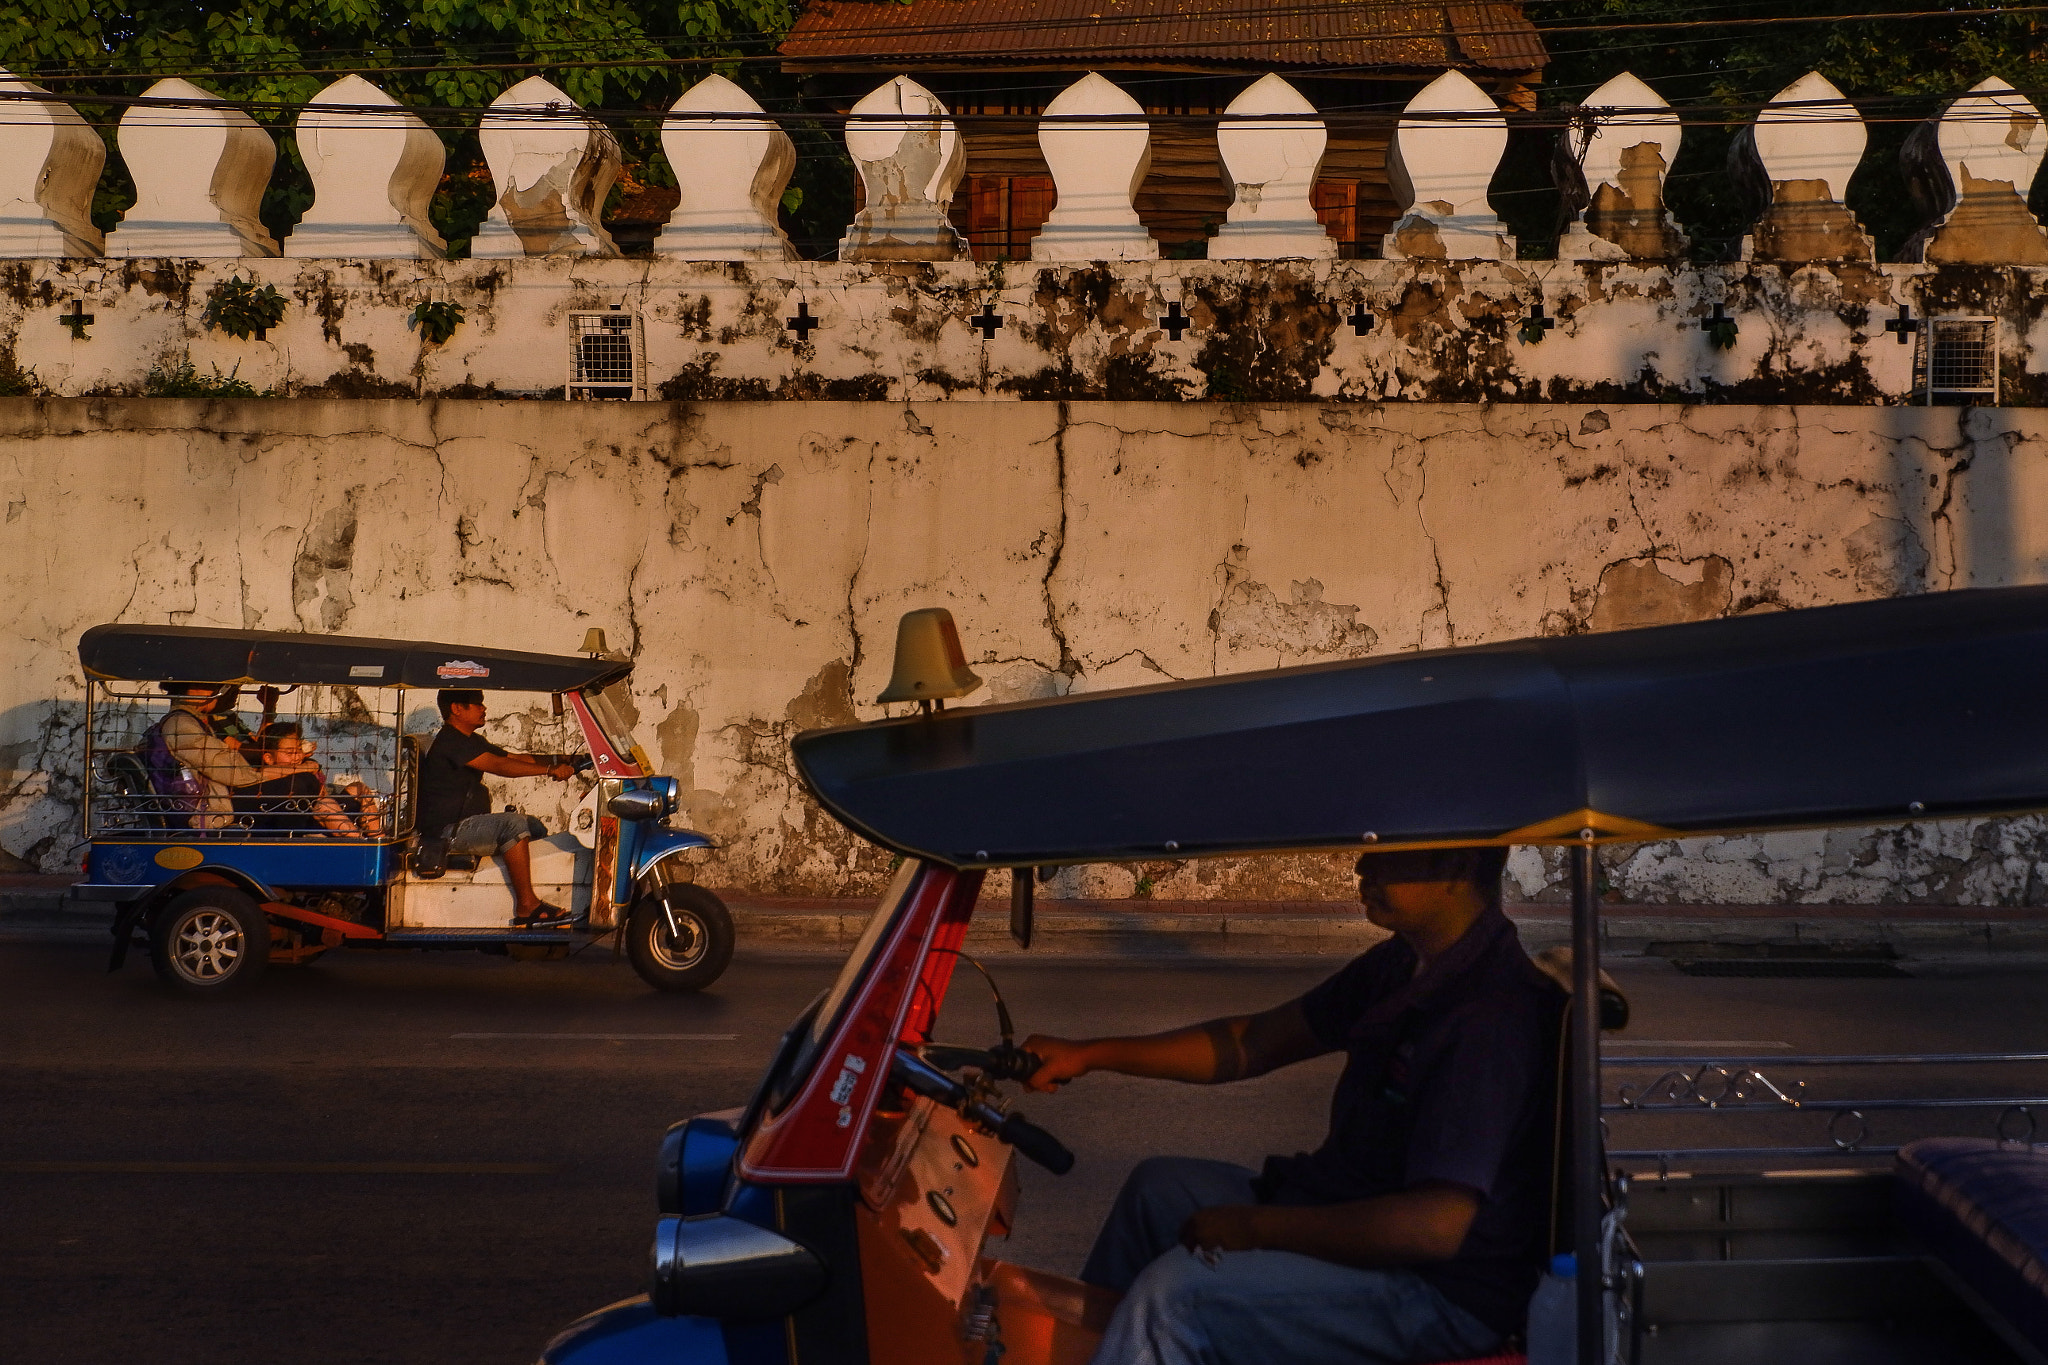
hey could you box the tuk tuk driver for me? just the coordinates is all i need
[1022,846,1562,1365]
[419,689,579,928]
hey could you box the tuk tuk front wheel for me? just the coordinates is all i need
[150,887,270,996]
[626,885,733,993]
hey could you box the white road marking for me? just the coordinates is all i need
[1605,1040,1792,1050]
[449,1032,738,1041]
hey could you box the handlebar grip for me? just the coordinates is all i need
[997,1110,1075,1175]
[985,1045,1046,1083]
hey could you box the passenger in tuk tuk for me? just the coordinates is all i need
[418,688,580,928]
[158,682,319,829]
[250,722,384,838]
[1022,846,1562,1365]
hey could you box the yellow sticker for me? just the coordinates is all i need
[154,846,203,870]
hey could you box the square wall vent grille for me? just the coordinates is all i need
[1917,317,1997,405]
[569,310,643,400]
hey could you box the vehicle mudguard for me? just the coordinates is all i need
[628,828,715,889]
[539,1296,728,1365]
[94,863,277,973]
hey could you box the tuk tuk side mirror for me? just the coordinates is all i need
[651,1213,826,1319]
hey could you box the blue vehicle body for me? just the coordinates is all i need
[545,1111,780,1365]
[79,837,404,903]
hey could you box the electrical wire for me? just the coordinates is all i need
[0,0,2027,85]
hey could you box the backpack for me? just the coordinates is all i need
[139,718,207,826]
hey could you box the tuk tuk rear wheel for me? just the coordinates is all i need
[150,887,270,996]
[626,885,733,993]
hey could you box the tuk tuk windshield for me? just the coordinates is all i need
[768,859,920,1112]
[584,683,653,774]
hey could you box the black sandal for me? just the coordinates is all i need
[514,904,573,930]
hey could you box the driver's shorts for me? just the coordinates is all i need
[444,811,548,856]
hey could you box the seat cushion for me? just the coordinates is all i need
[1896,1137,2048,1351]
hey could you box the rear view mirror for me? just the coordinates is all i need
[651,1214,825,1319]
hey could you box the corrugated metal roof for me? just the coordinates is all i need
[779,0,1547,74]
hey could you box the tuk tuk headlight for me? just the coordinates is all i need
[650,1214,826,1319]
[609,778,678,822]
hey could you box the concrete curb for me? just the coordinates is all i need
[7,877,2046,962]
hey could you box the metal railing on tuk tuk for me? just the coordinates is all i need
[86,680,411,842]
[1605,1049,2048,1168]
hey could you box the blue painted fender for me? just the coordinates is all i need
[629,827,715,887]
[539,1295,727,1365]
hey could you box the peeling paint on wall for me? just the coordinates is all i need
[8,397,2048,905]
[0,256,2038,405]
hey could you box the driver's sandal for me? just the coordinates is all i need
[513,904,573,930]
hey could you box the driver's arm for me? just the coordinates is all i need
[1021,999,1327,1091]
[467,753,576,781]
[1179,1183,1480,1266]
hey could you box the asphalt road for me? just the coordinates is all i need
[6,941,2048,1364]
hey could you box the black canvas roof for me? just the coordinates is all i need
[793,586,2048,868]
[78,624,632,693]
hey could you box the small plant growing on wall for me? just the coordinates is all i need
[201,277,287,340]
[407,300,466,346]
[1706,316,1740,351]
[0,352,40,397]
[144,361,258,398]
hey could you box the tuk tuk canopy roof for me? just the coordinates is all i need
[793,587,2048,869]
[78,624,632,693]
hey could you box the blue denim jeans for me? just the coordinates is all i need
[1082,1156,1502,1365]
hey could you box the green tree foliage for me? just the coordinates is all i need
[0,0,795,252]
[1508,0,2048,258]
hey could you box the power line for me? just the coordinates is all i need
[2,0,2028,86]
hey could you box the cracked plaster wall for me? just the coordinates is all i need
[4,396,2048,906]
[1,257,2042,405]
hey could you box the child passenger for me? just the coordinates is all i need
[251,723,384,838]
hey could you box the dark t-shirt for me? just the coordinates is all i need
[418,726,507,836]
[1258,909,1565,1338]
[252,770,323,831]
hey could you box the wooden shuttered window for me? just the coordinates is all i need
[1312,179,1359,258]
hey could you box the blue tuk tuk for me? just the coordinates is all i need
[72,623,734,995]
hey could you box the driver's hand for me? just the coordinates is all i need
[550,763,575,781]
[1180,1205,1264,1257]
[1019,1035,1093,1093]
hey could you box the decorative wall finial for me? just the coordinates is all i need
[1558,72,1685,261]
[105,77,279,258]
[1732,71,1874,263]
[286,75,446,259]
[656,74,798,261]
[1383,70,1514,261]
[1209,73,1335,261]
[1032,73,1156,261]
[1902,76,2048,265]
[839,75,966,262]
[471,75,621,258]
[0,69,104,258]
